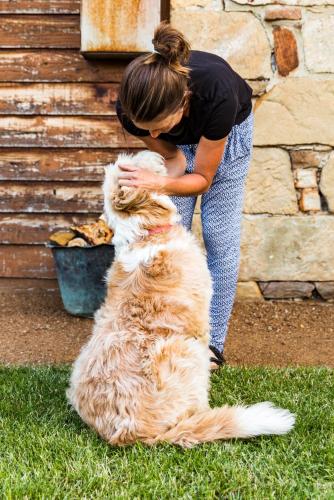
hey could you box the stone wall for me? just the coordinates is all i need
[171,0,334,301]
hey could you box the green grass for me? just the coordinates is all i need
[0,366,333,499]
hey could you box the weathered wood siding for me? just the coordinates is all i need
[0,2,137,279]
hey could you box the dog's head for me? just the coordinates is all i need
[103,151,180,244]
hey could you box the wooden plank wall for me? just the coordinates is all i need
[0,1,142,279]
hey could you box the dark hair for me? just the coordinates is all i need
[119,21,191,123]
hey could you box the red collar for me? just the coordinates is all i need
[147,224,174,235]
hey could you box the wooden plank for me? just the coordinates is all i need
[0,214,101,244]
[0,15,80,48]
[0,245,56,278]
[0,148,142,181]
[0,116,142,148]
[0,278,58,289]
[0,1,80,14]
[0,83,119,115]
[0,181,104,213]
[0,50,126,82]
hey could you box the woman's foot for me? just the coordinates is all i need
[209,345,226,371]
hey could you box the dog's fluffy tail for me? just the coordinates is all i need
[147,402,295,448]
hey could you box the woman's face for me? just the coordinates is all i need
[133,106,185,139]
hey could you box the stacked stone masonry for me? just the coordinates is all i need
[172,0,334,300]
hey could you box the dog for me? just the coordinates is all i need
[66,150,295,448]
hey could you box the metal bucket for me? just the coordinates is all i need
[48,243,115,318]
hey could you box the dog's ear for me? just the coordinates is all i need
[111,187,171,220]
[111,187,152,213]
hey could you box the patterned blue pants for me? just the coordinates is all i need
[170,112,254,352]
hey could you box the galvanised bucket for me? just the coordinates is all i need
[48,243,115,318]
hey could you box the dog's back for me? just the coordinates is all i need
[67,222,213,445]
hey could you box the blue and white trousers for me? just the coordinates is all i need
[170,111,254,352]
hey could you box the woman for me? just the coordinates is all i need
[116,22,253,368]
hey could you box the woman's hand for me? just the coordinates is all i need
[118,164,166,192]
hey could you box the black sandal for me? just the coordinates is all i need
[209,345,226,366]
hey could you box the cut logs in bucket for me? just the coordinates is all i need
[47,216,115,318]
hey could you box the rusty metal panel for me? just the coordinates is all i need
[81,0,169,54]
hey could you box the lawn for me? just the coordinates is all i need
[0,365,333,499]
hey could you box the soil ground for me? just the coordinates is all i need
[0,286,333,367]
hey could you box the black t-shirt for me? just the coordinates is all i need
[116,50,253,145]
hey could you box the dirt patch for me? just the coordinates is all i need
[0,288,333,367]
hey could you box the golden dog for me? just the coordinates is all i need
[67,151,295,447]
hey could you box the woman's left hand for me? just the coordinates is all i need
[118,164,166,192]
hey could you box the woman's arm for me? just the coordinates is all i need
[162,136,227,196]
[140,136,187,178]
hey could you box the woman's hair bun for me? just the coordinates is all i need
[120,21,191,122]
[152,21,190,69]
